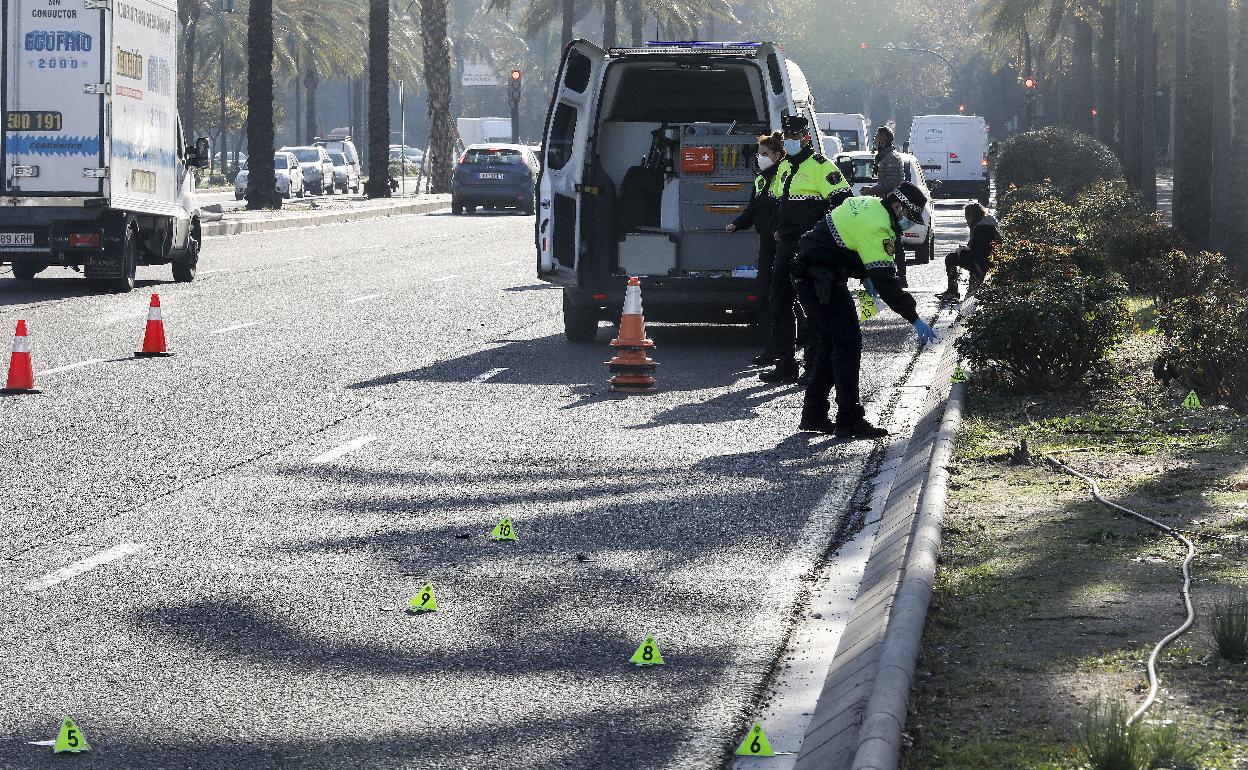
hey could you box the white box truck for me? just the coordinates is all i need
[456,116,512,148]
[816,112,869,152]
[906,114,990,204]
[1,0,210,291]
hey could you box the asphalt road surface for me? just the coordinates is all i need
[0,201,968,769]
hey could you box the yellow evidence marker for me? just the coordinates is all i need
[1183,390,1201,409]
[856,290,878,322]
[630,634,665,666]
[491,517,517,542]
[734,721,775,757]
[951,365,968,383]
[53,716,90,754]
[408,581,438,613]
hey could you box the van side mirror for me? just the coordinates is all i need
[191,137,212,168]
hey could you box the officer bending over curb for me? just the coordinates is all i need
[791,182,938,438]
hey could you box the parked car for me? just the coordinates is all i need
[388,144,425,164]
[452,144,538,216]
[328,151,360,194]
[314,129,361,193]
[836,149,937,263]
[214,151,247,171]
[234,152,305,200]
[280,145,335,195]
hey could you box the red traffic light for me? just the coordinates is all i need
[860,42,868,49]
[1024,77,1036,89]
[1091,107,1098,116]
[511,68,521,81]
[958,103,965,113]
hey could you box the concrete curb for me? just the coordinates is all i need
[794,299,975,770]
[201,197,449,238]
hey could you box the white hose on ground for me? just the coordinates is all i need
[1041,447,1197,724]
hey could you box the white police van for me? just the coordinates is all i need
[906,114,990,204]
[535,40,826,341]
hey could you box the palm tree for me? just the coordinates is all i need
[246,0,281,208]
[1174,0,1214,246]
[365,0,391,197]
[1229,0,1248,278]
[1094,0,1115,147]
[419,0,456,193]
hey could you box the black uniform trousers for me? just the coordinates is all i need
[765,235,818,366]
[797,279,863,426]
[753,233,778,346]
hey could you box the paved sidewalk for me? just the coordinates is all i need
[202,195,453,237]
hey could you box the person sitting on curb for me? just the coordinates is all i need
[936,202,1001,302]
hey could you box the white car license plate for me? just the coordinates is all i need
[479,172,504,180]
[0,232,34,246]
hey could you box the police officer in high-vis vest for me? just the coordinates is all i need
[759,115,854,384]
[791,182,938,438]
[727,132,786,365]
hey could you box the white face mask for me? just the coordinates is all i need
[757,154,775,171]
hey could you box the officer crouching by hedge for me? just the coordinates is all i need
[791,182,938,438]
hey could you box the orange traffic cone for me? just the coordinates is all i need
[2,320,38,394]
[607,277,657,393]
[134,293,172,357]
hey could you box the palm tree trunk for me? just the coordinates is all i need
[1228,1,1248,278]
[1072,20,1094,134]
[1172,0,1187,173]
[304,64,320,144]
[1118,0,1137,171]
[1095,0,1116,147]
[181,5,201,141]
[245,0,279,209]
[365,0,390,198]
[420,0,455,194]
[1175,0,1214,246]
[561,0,575,50]
[628,0,643,45]
[1210,0,1231,249]
[603,0,617,47]
[1138,0,1157,211]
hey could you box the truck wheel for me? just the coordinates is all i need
[11,263,44,280]
[172,220,200,283]
[563,294,599,343]
[111,222,139,292]
[452,202,463,215]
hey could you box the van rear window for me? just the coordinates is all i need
[604,66,763,123]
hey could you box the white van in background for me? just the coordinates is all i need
[457,117,513,147]
[906,114,990,204]
[816,112,870,152]
[536,40,825,341]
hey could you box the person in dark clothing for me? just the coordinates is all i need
[758,114,853,384]
[727,133,785,365]
[936,202,1001,301]
[792,182,937,438]
[862,125,910,286]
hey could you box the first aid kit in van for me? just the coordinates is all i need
[681,146,716,174]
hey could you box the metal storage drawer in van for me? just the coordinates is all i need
[618,232,677,276]
[681,202,750,231]
[679,179,752,204]
[681,231,757,271]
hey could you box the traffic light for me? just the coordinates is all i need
[958,103,965,113]
[508,69,522,143]
[1023,77,1036,90]
[860,42,868,50]
[508,68,522,103]
[1091,107,1098,117]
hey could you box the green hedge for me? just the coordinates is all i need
[994,128,1122,199]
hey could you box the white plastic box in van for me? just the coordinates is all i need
[535,40,825,342]
[906,114,990,204]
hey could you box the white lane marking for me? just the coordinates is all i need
[285,255,312,262]
[199,268,227,275]
[210,321,262,335]
[470,367,508,383]
[25,543,147,592]
[347,293,386,304]
[310,435,377,464]
[38,358,104,376]
[431,274,461,283]
[500,260,522,266]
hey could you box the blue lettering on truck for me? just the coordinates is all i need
[24,30,92,52]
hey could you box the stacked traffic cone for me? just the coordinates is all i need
[134,293,172,357]
[2,320,38,394]
[607,277,657,393]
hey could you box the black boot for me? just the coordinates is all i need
[759,360,800,384]
[799,414,837,433]
[834,417,889,439]
[751,352,777,367]
[936,274,961,302]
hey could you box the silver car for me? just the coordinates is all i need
[328,151,360,194]
[280,145,335,195]
[234,152,305,200]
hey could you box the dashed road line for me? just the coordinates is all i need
[285,255,312,262]
[500,260,522,266]
[25,543,147,592]
[210,321,263,335]
[431,274,461,283]
[470,367,508,383]
[310,435,377,464]
[198,268,227,275]
[347,293,387,304]
[38,358,104,376]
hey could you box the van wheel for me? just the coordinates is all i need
[172,220,200,283]
[563,294,599,343]
[11,263,44,280]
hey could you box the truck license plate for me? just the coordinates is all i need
[479,172,504,180]
[0,233,34,246]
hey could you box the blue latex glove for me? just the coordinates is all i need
[912,319,937,344]
[862,277,880,299]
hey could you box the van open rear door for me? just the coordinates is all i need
[912,122,948,182]
[536,39,606,286]
[2,0,107,197]
[755,43,795,128]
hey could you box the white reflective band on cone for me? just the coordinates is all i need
[623,284,644,316]
[148,307,162,321]
[11,335,29,354]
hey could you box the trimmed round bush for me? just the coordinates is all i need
[995,128,1122,199]
[1157,284,1248,410]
